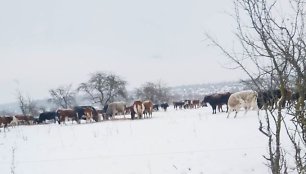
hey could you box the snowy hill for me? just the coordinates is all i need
[0,107,269,174]
[169,81,245,101]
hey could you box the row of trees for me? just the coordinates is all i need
[207,0,306,173]
[14,72,172,116]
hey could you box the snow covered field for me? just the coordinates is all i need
[0,107,269,174]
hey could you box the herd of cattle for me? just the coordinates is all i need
[0,100,165,132]
[0,88,299,132]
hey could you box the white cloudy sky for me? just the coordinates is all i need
[0,0,247,104]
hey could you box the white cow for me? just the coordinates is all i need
[10,116,18,127]
[227,90,259,118]
[106,101,127,119]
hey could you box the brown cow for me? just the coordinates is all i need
[191,100,200,109]
[74,106,99,122]
[143,100,153,118]
[0,116,13,132]
[14,115,34,125]
[57,109,78,124]
[133,100,145,119]
[83,107,93,123]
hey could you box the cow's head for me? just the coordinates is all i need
[201,96,208,107]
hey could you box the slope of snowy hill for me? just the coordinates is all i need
[0,107,270,174]
[170,81,245,99]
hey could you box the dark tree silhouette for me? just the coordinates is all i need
[78,72,127,109]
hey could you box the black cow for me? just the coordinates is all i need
[160,103,169,111]
[257,89,292,109]
[173,101,185,109]
[153,104,159,111]
[38,112,58,124]
[291,92,306,103]
[127,106,136,120]
[202,92,231,114]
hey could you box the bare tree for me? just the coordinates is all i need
[17,90,28,115]
[78,72,127,108]
[135,81,171,104]
[49,84,76,109]
[16,90,39,116]
[206,0,306,173]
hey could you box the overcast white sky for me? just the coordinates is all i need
[0,0,247,104]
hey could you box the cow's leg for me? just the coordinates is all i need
[59,117,63,125]
[227,112,230,118]
[4,124,9,132]
[218,105,223,112]
[85,114,88,123]
[65,116,68,125]
[234,111,238,118]
[86,113,89,123]
[243,109,248,116]
[212,105,216,114]
[87,113,92,123]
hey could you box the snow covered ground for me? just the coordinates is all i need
[0,107,270,174]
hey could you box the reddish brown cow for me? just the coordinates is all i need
[143,100,153,118]
[0,116,13,132]
[14,115,34,125]
[57,109,78,124]
[83,107,93,123]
